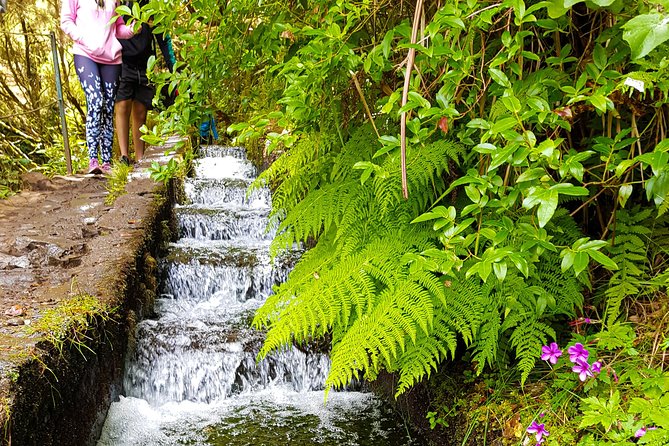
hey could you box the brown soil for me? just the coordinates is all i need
[0,159,153,366]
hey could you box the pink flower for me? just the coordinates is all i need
[635,426,657,438]
[527,421,549,443]
[572,359,593,381]
[567,343,589,363]
[591,361,602,374]
[541,342,562,365]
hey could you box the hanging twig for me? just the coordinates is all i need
[400,0,424,200]
[350,70,380,139]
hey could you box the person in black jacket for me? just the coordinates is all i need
[115,10,175,164]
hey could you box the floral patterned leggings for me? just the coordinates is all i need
[74,55,121,163]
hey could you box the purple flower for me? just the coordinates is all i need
[591,361,602,374]
[567,343,589,363]
[527,421,549,443]
[541,342,562,365]
[572,359,593,381]
[584,317,592,323]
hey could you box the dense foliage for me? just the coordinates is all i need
[5,0,669,441]
[139,0,669,441]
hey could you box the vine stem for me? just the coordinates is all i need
[400,0,424,200]
[350,71,380,139]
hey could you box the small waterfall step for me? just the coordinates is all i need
[199,145,247,159]
[184,177,271,208]
[194,155,256,180]
[175,206,273,241]
[97,145,425,446]
[124,319,330,405]
[161,258,285,304]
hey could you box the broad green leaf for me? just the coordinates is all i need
[618,184,633,207]
[593,44,607,70]
[573,251,590,275]
[491,117,518,134]
[551,183,589,196]
[588,250,619,270]
[493,261,508,281]
[501,96,522,113]
[467,118,491,130]
[623,13,669,60]
[537,189,558,227]
[561,250,575,272]
[407,91,431,109]
[589,94,609,113]
[546,0,569,19]
[381,30,394,58]
[588,0,616,6]
[516,167,546,183]
[489,68,511,88]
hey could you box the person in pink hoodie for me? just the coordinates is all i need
[61,0,135,174]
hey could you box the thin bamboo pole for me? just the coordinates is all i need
[50,31,72,175]
[400,0,424,200]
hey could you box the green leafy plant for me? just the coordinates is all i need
[139,0,669,411]
[148,157,180,186]
[25,292,113,357]
[104,162,132,205]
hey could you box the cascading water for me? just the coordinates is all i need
[98,147,423,445]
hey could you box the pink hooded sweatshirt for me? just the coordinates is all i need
[60,0,134,65]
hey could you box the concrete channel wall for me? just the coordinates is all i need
[0,156,177,445]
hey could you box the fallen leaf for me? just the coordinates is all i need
[438,117,449,133]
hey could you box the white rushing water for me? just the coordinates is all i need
[98,146,422,445]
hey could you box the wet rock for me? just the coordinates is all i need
[0,253,30,269]
[81,223,99,239]
[12,236,88,268]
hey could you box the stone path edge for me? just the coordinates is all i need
[0,146,178,446]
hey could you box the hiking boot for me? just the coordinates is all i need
[101,162,112,175]
[88,158,102,174]
[120,155,130,166]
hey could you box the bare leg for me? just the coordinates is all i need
[131,101,148,160]
[115,99,132,158]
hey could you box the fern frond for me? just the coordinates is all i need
[604,209,652,325]
[437,277,483,344]
[394,312,457,396]
[325,277,439,390]
[472,292,502,374]
[373,140,462,216]
[509,319,555,384]
[271,179,362,251]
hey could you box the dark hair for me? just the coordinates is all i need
[96,0,105,8]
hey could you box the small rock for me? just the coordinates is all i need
[0,253,30,269]
[6,319,22,326]
[23,319,31,325]
[4,305,24,317]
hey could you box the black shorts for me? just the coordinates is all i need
[116,64,156,109]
